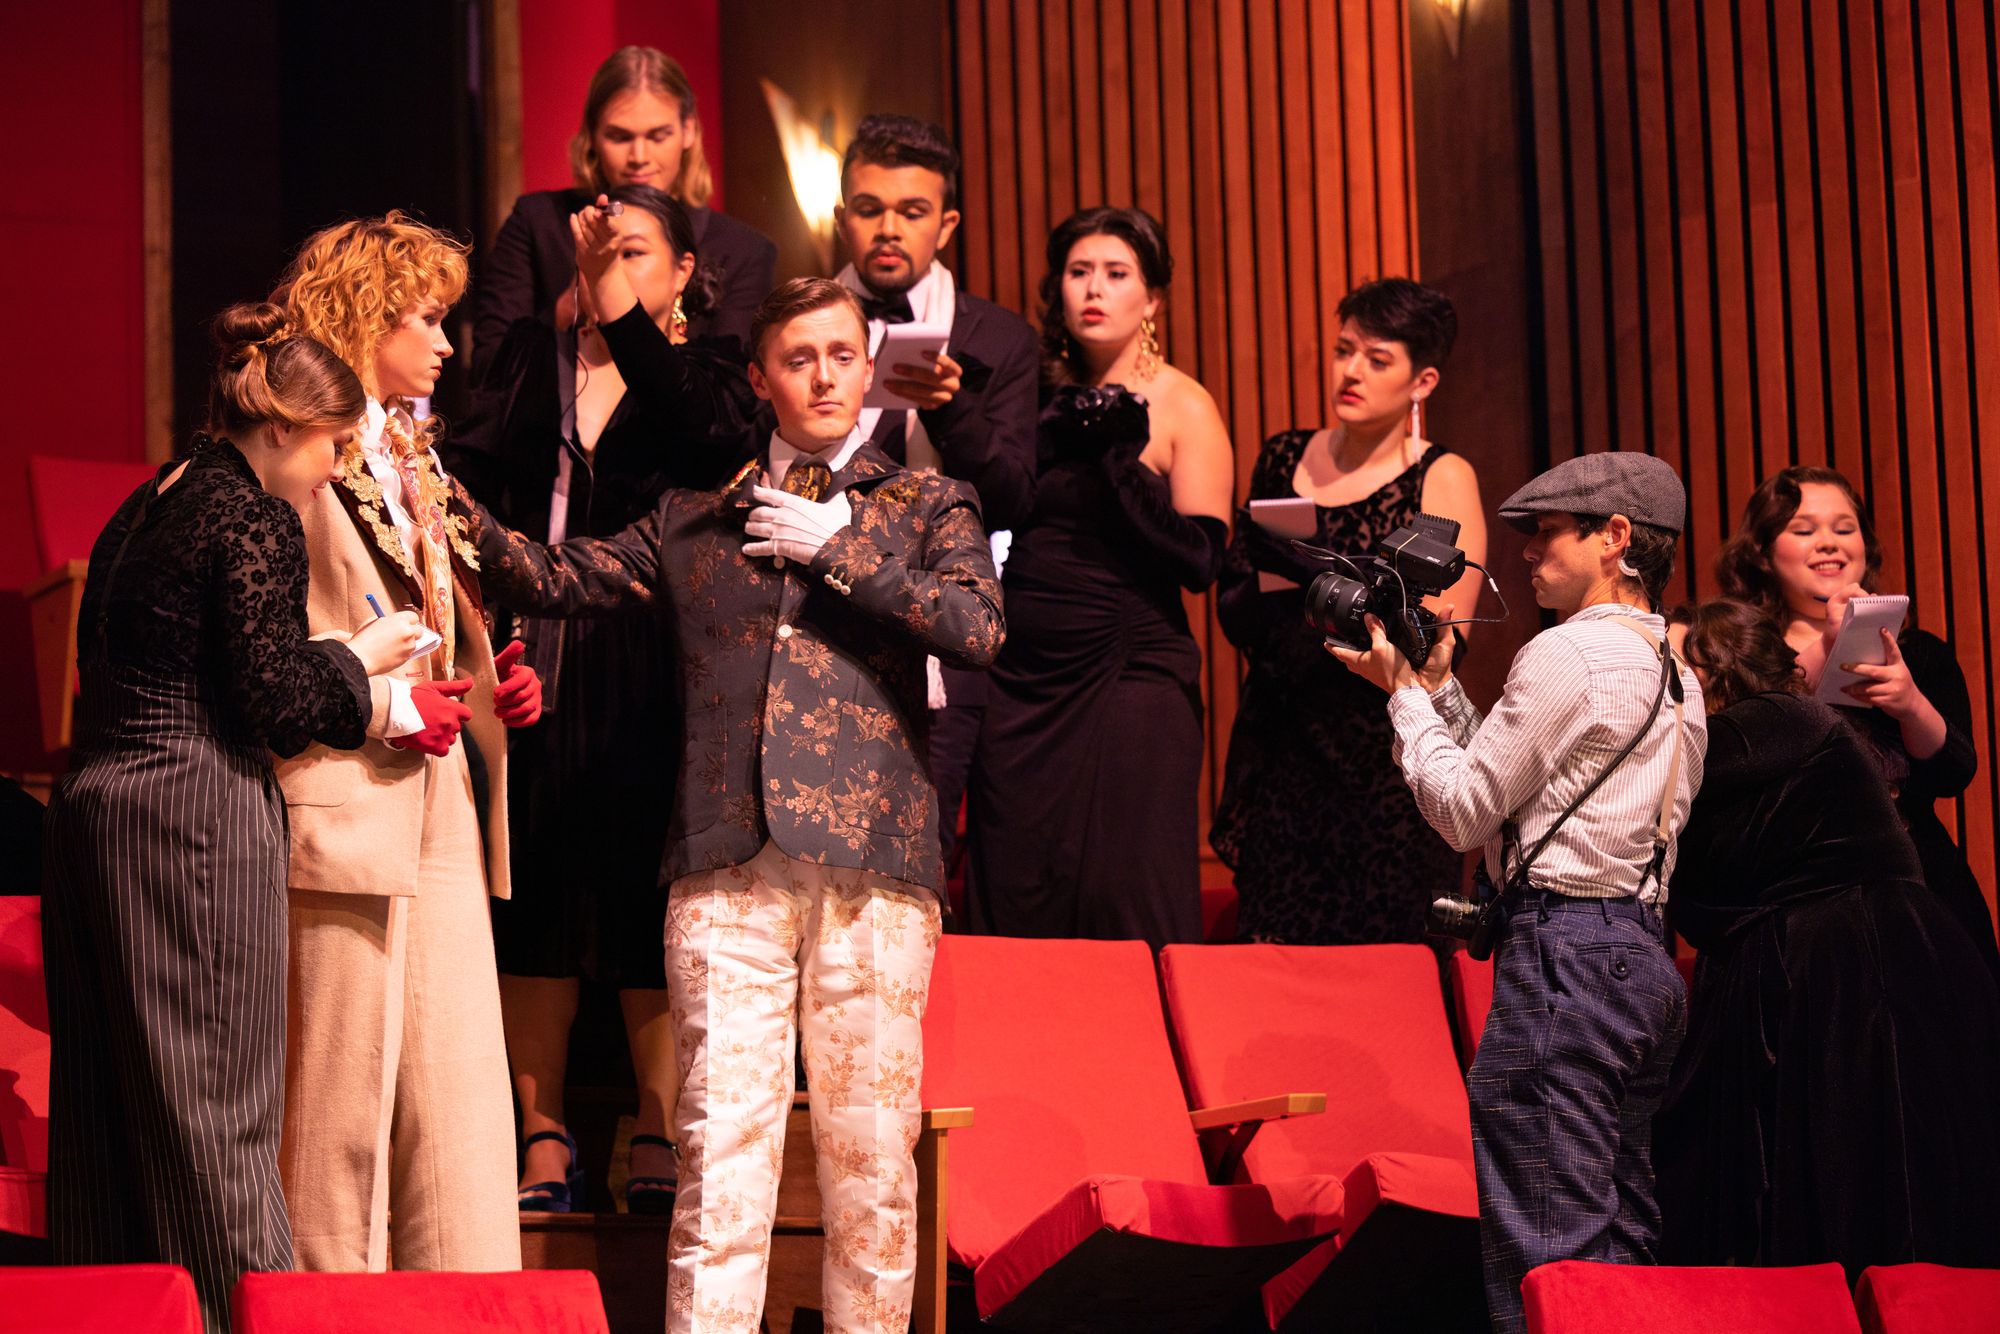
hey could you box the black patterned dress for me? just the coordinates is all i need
[1212,430,1464,943]
[41,439,372,1330]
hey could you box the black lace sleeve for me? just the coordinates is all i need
[208,490,371,757]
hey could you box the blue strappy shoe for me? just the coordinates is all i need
[623,1133,677,1216]
[517,1129,586,1213]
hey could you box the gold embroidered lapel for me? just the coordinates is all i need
[335,452,421,587]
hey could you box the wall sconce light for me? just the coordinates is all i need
[761,77,843,272]
[1434,0,1465,58]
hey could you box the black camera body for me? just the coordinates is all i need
[1303,513,1467,664]
[1426,859,1509,960]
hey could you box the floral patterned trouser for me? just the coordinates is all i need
[664,841,942,1334]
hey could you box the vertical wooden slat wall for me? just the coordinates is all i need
[948,0,1419,827]
[1525,0,2000,931]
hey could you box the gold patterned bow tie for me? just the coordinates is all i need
[781,458,832,502]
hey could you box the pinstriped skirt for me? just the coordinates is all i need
[41,669,293,1333]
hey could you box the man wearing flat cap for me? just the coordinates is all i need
[1333,449,1707,1334]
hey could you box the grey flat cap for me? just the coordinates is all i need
[1497,450,1687,535]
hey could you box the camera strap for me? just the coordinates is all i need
[1505,615,1686,896]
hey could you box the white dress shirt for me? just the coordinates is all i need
[354,398,431,740]
[765,427,864,489]
[1387,603,1708,907]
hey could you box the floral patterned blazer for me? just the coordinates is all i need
[459,439,1005,893]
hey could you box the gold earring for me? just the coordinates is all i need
[1137,315,1162,380]
[671,294,689,340]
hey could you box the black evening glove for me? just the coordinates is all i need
[1101,448,1228,593]
[1234,506,1322,588]
[1046,383,1152,460]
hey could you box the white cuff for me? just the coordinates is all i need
[369,676,424,739]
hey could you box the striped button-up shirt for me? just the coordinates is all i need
[1387,602,1707,906]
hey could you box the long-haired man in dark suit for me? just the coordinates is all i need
[459,276,1003,1333]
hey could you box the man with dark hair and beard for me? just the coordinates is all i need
[834,113,1039,867]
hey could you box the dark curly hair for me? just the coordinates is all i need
[602,183,719,322]
[1038,206,1174,386]
[1672,599,1803,711]
[1715,466,1883,616]
[1336,277,1458,372]
[841,114,960,209]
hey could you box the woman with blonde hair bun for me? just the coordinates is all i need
[41,303,427,1332]
[274,213,543,1274]
[472,44,776,373]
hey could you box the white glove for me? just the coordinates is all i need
[743,484,853,566]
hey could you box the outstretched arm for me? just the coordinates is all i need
[453,477,664,618]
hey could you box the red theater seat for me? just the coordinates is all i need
[1522,1260,1862,1333]
[0,1264,201,1332]
[1446,949,1492,1067]
[920,935,1343,1331]
[231,1270,609,1333]
[1855,1263,2000,1334]
[0,896,49,1241]
[1159,943,1482,1330]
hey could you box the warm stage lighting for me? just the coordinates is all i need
[1434,0,1466,57]
[760,77,842,272]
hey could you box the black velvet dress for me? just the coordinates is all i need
[443,308,756,988]
[1210,430,1463,943]
[1655,691,2000,1275]
[42,440,370,1330]
[965,400,1205,949]
[1847,629,2000,979]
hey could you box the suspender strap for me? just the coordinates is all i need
[1607,616,1686,891]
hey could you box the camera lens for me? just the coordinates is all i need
[1305,572,1372,647]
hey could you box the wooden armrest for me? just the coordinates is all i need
[1188,1093,1325,1132]
[922,1106,974,1132]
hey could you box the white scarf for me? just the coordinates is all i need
[837,261,956,474]
[836,261,961,711]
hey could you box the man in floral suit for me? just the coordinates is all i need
[463,276,1004,1333]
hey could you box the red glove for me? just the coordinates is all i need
[492,640,543,728]
[392,678,473,756]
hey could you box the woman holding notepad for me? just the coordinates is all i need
[1716,465,1999,977]
[1210,278,1487,945]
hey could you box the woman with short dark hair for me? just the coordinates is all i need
[1211,277,1487,943]
[1654,599,2000,1274]
[444,187,758,1215]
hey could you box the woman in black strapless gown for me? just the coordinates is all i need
[1655,601,2000,1275]
[966,207,1234,949]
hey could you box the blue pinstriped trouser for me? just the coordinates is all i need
[1466,891,1687,1333]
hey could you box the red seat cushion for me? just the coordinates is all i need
[231,1271,610,1333]
[1158,944,1474,1182]
[0,1264,201,1332]
[0,896,49,1239]
[1855,1263,2000,1334]
[1522,1260,1862,1333]
[920,936,1209,1271]
[1447,950,1492,1066]
[973,1172,1344,1329]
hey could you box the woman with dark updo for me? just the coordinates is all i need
[1654,599,2000,1276]
[966,206,1234,949]
[42,304,426,1329]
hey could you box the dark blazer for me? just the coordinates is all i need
[457,441,1004,893]
[472,187,778,379]
[863,289,1040,533]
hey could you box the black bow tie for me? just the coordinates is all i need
[860,291,915,325]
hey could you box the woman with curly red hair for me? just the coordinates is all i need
[273,212,540,1273]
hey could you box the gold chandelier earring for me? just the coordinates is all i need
[1137,315,1162,380]
[671,294,689,340]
